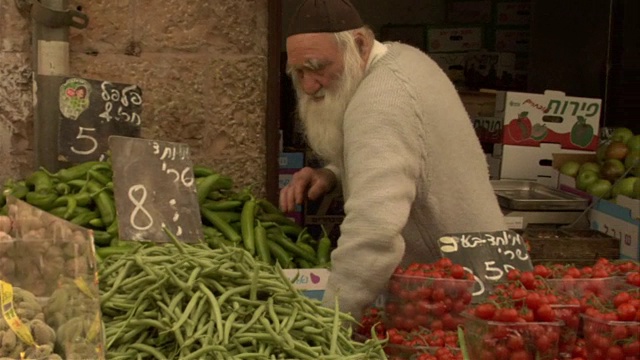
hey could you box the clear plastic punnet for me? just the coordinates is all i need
[0,196,104,360]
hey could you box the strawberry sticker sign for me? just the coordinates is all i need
[498,90,601,151]
[56,76,142,166]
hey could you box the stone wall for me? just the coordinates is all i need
[0,0,269,195]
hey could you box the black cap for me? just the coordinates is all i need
[287,0,364,37]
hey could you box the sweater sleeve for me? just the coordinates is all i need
[321,74,423,321]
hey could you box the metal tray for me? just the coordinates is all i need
[491,180,589,211]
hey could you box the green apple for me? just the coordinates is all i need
[625,150,640,176]
[611,176,639,199]
[579,162,600,175]
[627,135,640,152]
[600,158,626,182]
[576,170,599,191]
[587,179,612,199]
[633,177,640,199]
[596,142,609,163]
[610,127,634,144]
[559,161,581,178]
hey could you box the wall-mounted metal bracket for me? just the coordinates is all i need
[15,0,89,29]
[14,0,33,17]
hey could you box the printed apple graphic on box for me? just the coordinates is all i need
[570,116,595,148]
[506,111,532,143]
[310,272,321,284]
[530,124,548,142]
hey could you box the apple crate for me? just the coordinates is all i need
[522,228,620,267]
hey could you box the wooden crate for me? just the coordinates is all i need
[522,228,620,267]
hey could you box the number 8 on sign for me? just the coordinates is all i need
[128,185,153,231]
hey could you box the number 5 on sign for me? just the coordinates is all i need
[70,127,98,155]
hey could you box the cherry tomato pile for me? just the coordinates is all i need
[625,271,640,288]
[414,347,462,360]
[357,307,386,339]
[359,258,639,360]
[580,286,640,360]
[385,259,475,332]
[385,328,462,360]
[465,290,565,359]
[358,308,462,360]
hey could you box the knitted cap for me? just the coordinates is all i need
[287,0,364,37]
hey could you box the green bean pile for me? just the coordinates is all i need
[99,232,386,360]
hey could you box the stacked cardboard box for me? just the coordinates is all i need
[460,89,602,188]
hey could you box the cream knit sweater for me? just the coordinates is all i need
[321,42,507,321]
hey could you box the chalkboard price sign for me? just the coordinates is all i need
[57,77,142,165]
[438,230,533,299]
[109,136,203,243]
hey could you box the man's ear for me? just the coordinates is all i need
[353,31,372,59]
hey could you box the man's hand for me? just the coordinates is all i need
[279,167,337,213]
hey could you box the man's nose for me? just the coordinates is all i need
[301,75,322,96]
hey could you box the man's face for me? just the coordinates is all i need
[286,32,365,166]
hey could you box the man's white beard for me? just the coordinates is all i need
[295,43,365,167]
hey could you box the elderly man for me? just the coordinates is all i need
[280,0,507,322]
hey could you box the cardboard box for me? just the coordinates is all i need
[496,90,602,151]
[278,170,295,189]
[500,143,594,187]
[551,153,640,260]
[279,152,305,170]
[425,26,484,53]
[496,2,533,26]
[486,153,501,179]
[590,200,639,260]
[458,90,502,144]
[459,90,497,118]
[380,24,427,51]
[447,0,493,24]
[473,116,503,143]
[463,51,519,90]
[495,29,531,53]
[464,51,517,80]
[430,52,466,84]
[281,268,331,301]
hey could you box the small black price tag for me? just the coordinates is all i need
[109,136,203,243]
[438,230,533,300]
[57,77,142,165]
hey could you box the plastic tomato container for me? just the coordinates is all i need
[545,276,626,299]
[384,344,462,360]
[462,313,563,360]
[552,304,581,358]
[581,314,640,360]
[384,275,475,332]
